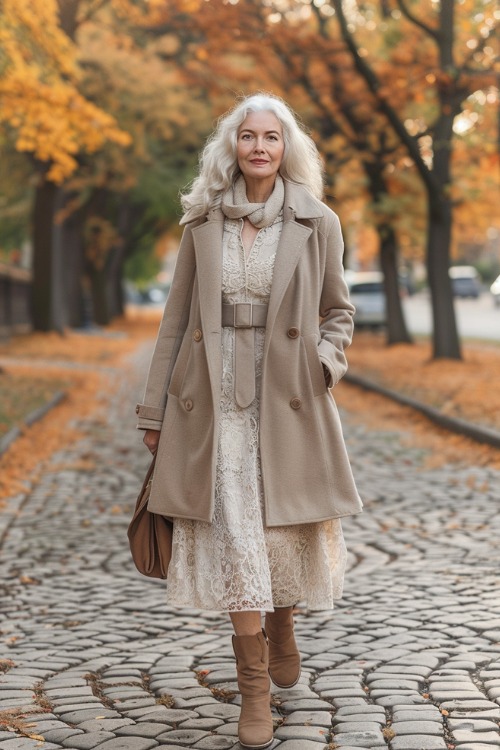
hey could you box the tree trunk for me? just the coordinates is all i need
[331,0,463,360]
[364,158,412,345]
[52,188,88,329]
[32,177,59,331]
[57,0,80,40]
[426,0,461,359]
[106,244,125,319]
[64,222,86,328]
[379,224,413,345]
[426,0,461,360]
[88,267,110,326]
[64,207,87,328]
[106,195,132,319]
[427,193,461,359]
[106,245,123,320]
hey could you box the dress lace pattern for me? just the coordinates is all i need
[166,214,347,612]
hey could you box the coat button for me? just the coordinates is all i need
[135,405,140,414]
[290,397,302,410]
[184,399,193,411]
[193,328,203,342]
[287,327,300,338]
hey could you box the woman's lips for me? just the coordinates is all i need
[250,159,269,164]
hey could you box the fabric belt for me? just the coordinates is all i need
[221,303,268,408]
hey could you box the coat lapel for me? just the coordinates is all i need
[192,215,224,395]
[265,181,322,349]
[192,216,223,333]
[265,217,311,342]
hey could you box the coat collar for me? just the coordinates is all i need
[283,180,324,221]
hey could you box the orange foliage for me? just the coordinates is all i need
[335,332,500,469]
[0,367,103,499]
[346,332,500,428]
[336,380,500,471]
[0,317,159,501]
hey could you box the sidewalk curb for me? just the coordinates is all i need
[0,390,66,457]
[344,372,500,449]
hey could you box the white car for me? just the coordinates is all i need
[491,274,500,307]
[347,271,386,328]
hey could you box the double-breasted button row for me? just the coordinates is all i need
[288,329,302,409]
[184,399,193,411]
[193,328,203,342]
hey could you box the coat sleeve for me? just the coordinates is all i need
[135,225,197,430]
[317,211,355,387]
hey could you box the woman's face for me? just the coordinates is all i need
[236,110,285,186]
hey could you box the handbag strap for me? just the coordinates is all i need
[141,454,156,493]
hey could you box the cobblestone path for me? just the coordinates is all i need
[1,343,500,750]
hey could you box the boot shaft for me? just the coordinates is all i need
[232,629,273,749]
[232,629,270,695]
[265,606,294,642]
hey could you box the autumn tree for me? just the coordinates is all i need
[151,0,497,354]
[0,0,133,330]
[0,0,215,329]
[329,0,497,358]
[59,0,214,325]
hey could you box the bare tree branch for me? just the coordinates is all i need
[395,0,440,40]
[310,2,399,158]
[75,0,110,29]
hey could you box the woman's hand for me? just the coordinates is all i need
[143,429,161,455]
[322,363,332,389]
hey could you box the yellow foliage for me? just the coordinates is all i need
[0,0,131,182]
[110,0,165,26]
[0,0,75,77]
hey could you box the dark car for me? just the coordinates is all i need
[449,266,481,298]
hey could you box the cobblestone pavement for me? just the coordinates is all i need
[1,343,500,750]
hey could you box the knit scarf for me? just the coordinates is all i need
[220,174,284,229]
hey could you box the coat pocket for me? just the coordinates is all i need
[302,333,328,397]
[167,336,192,397]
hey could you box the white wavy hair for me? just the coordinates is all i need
[180,93,324,221]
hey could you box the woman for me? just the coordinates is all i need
[136,93,362,750]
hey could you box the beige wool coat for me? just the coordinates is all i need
[136,180,363,526]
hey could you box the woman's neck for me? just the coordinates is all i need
[244,176,276,203]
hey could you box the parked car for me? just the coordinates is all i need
[347,271,386,328]
[490,274,500,307]
[140,283,171,304]
[449,266,481,298]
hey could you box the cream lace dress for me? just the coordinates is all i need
[166,213,347,612]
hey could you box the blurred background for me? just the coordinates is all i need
[0,0,498,358]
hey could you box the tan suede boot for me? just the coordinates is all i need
[265,606,301,689]
[232,630,273,750]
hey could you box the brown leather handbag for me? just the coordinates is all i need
[127,456,173,579]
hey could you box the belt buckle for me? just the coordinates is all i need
[233,303,252,328]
